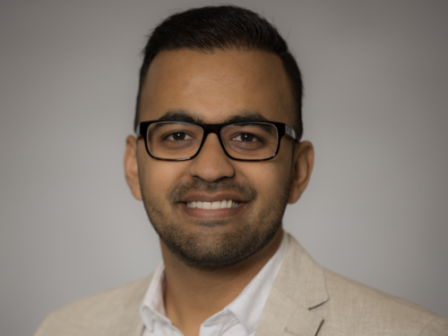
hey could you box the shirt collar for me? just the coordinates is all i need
[140,262,170,332]
[140,231,288,335]
[225,232,288,334]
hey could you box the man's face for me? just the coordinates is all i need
[130,48,304,270]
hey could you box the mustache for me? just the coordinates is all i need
[168,178,257,203]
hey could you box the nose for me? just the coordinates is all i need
[189,133,235,182]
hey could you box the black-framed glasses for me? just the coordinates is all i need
[136,120,297,162]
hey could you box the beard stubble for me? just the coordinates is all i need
[141,174,292,270]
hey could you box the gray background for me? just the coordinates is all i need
[1,0,447,335]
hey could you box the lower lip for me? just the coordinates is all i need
[179,203,247,219]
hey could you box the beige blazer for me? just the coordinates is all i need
[35,234,448,336]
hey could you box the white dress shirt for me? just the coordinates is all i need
[140,232,288,336]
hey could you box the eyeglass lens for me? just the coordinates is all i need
[146,121,279,160]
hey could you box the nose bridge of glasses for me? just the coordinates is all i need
[201,124,223,136]
[200,124,226,153]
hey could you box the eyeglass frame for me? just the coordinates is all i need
[136,120,298,162]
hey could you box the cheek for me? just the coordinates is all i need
[236,160,291,203]
[139,157,189,201]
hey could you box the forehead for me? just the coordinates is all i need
[139,48,294,124]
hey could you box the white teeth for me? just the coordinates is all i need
[186,199,239,209]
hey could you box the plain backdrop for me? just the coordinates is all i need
[1,1,447,335]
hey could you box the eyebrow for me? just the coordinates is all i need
[157,109,269,124]
[224,113,269,124]
[157,110,202,123]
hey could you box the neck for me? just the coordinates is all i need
[161,228,284,336]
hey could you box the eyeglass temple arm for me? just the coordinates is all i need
[284,124,297,140]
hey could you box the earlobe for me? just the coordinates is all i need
[124,135,142,201]
[288,141,314,204]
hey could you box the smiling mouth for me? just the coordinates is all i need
[185,200,241,209]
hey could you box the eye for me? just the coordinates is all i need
[232,133,259,142]
[166,132,192,141]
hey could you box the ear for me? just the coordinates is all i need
[288,141,314,204]
[124,135,142,200]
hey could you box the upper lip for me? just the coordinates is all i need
[180,192,247,203]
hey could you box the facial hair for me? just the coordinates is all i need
[141,175,291,271]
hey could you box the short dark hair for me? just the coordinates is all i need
[135,5,303,140]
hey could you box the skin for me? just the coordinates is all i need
[124,48,314,336]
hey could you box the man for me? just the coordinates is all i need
[35,5,448,336]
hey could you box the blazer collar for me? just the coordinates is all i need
[130,234,328,336]
[255,233,329,336]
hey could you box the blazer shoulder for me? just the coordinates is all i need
[34,276,151,336]
[324,269,432,313]
[419,317,448,336]
[320,269,448,335]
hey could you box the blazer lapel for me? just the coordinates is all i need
[113,311,144,336]
[114,235,328,336]
[255,234,329,336]
[109,276,150,336]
